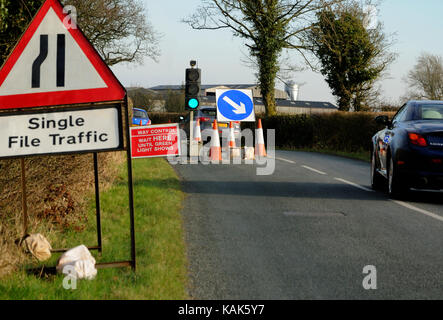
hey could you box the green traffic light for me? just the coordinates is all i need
[188,98,199,109]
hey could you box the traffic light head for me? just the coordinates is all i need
[185,68,201,110]
[186,97,199,110]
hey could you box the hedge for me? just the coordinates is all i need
[147,111,390,153]
[149,112,187,125]
[241,112,389,152]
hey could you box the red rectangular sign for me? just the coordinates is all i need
[130,124,181,158]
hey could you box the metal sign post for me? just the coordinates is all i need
[190,110,194,144]
[20,158,28,238]
[93,152,103,255]
[190,110,194,159]
[189,110,200,162]
[124,96,137,271]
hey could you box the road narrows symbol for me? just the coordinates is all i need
[32,34,48,88]
[31,33,66,89]
[57,34,66,87]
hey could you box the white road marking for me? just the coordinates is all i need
[281,155,443,223]
[302,165,327,175]
[391,200,443,223]
[276,157,296,164]
[334,178,374,192]
[333,178,443,223]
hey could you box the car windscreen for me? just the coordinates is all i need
[134,110,148,118]
[417,104,443,120]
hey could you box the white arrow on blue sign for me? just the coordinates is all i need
[216,89,256,122]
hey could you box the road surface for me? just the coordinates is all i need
[173,150,443,299]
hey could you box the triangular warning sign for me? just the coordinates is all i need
[0,0,126,110]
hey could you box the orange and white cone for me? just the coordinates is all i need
[228,122,236,148]
[194,118,202,143]
[255,119,267,158]
[209,120,222,162]
[228,122,241,160]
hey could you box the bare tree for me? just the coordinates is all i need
[62,0,160,65]
[183,0,344,116]
[405,52,443,101]
[1,0,160,67]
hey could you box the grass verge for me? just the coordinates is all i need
[0,157,188,300]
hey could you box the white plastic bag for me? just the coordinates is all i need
[24,233,52,261]
[244,146,255,160]
[56,245,97,280]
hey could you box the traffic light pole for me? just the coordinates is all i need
[190,110,193,149]
[189,110,198,163]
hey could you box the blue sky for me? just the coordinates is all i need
[111,0,443,104]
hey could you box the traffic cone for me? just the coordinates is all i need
[209,120,222,162]
[255,119,267,158]
[228,121,241,160]
[228,122,236,148]
[194,118,202,143]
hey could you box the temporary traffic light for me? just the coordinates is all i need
[185,67,201,110]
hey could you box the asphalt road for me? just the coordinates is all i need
[173,150,443,299]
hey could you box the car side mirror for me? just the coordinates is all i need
[375,115,390,126]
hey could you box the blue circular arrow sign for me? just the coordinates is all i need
[217,90,254,121]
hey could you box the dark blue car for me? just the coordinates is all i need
[132,108,151,127]
[371,100,443,197]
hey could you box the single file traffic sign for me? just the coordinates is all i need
[0,0,125,109]
[0,106,123,158]
[216,89,256,122]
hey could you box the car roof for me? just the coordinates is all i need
[410,100,443,105]
[133,108,147,112]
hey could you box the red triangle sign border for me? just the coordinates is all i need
[0,0,126,110]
